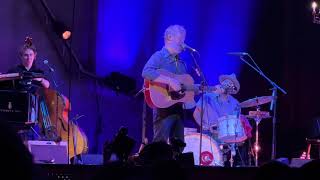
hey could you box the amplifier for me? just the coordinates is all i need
[0,90,38,129]
[27,140,68,164]
[290,158,313,167]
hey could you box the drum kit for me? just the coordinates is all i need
[184,95,274,167]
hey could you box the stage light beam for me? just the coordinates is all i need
[312,1,317,13]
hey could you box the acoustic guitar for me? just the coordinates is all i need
[144,69,217,109]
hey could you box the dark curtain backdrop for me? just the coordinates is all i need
[238,0,320,162]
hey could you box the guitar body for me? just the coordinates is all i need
[144,69,196,109]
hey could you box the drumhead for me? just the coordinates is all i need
[217,115,247,143]
[183,133,223,166]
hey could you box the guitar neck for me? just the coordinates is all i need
[183,84,216,93]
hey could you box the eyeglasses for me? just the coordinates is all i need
[221,81,237,94]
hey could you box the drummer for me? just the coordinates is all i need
[193,73,253,166]
[193,73,242,139]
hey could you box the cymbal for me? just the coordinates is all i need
[240,96,274,108]
[246,111,271,119]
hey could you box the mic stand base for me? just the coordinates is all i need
[254,120,261,167]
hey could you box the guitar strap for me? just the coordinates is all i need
[174,55,180,73]
[173,55,188,74]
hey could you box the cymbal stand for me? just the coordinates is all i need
[229,143,236,167]
[229,152,234,167]
[253,106,262,167]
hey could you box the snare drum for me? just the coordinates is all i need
[183,133,223,166]
[217,115,247,143]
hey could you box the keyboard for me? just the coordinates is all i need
[0,72,44,81]
[0,73,22,81]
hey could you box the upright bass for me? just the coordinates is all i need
[38,88,88,161]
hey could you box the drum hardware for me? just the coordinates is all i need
[240,96,273,166]
[218,142,245,167]
[245,107,271,167]
[239,96,274,108]
[228,144,236,167]
[246,110,271,120]
[229,153,234,167]
[235,143,246,167]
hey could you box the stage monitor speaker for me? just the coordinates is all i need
[81,154,103,165]
[27,140,68,164]
[290,158,313,167]
[177,152,195,168]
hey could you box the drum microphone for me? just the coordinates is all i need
[227,52,248,56]
[43,60,55,72]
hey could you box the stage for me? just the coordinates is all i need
[31,160,318,180]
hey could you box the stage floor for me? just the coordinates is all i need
[31,160,319,180]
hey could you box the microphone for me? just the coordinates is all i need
[43,60,55,72]
[227,52,248,56]
[181,43,197,52]
[269,88,277,111]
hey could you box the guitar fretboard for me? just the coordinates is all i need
[181,84,217,93]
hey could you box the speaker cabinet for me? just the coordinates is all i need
[27,140,68,164]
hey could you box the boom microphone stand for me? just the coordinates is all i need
[234,53,287,161]
[184,45,208,165]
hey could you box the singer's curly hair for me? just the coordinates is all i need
[19,36,37,56]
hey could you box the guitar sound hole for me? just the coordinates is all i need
[169,91,185,100]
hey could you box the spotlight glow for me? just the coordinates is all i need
[312,2,317,12]
[254,144,260,152]
[62,31,71,40]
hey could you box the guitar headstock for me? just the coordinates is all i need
[24,36,33,47]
